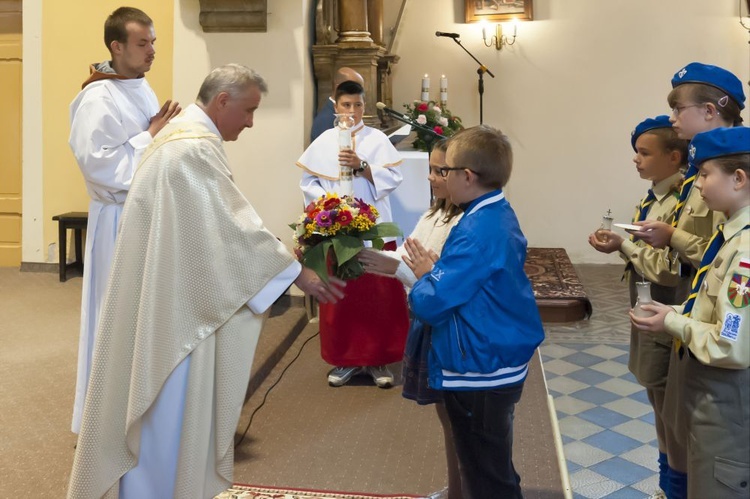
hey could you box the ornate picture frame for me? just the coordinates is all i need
[465,0,533,22]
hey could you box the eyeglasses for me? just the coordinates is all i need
[437,166,480,178]
[671,104,703,116]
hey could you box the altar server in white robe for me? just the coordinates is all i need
[67,64,345,499]
[68,6,180,434]
[296,80,409,388]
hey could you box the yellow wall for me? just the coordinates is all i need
[41,1,173,262]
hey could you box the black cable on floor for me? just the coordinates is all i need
[234,331,320,449]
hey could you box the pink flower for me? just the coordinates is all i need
[416,114,427,125]
[433,106,442,113]
[315,210,333,227]
[439,117,449,127]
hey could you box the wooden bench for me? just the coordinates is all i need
[52,212,88,282]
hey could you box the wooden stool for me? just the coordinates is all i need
[52,212,88,282]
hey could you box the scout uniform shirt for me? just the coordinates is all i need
[664,205,750,498]
[620,171,683,286]
[670,175,726,270]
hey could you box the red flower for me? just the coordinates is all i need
[336,210,353,226]
[323,197,340,210]
[417,102,429,112]
[433,125,444,135]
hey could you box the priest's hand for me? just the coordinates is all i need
[633,221,674,249]
[148,99,182,137]
[628,301,672,333]
[294,267,346,304]
[403,238,438,279]
[358,248,400,276]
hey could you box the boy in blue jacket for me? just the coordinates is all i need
[405,125,545,499]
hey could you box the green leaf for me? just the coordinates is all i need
[360,222,403,240]
[302,240,332,283]
[371,238,384,250]
[331,235,363,265]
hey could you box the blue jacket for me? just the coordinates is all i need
[409,190,545,390]
[311,98,335,142]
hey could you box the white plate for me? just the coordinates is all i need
[613,223,642,231]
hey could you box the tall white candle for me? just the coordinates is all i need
[440,75,448,104]
[421,74,430,101]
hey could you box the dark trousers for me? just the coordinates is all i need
[444,384,525,499]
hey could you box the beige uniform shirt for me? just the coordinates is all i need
[665,205,750,369]
[670,181,727,269]
[620,172,682,286]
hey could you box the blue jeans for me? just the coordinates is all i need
[444,384,524,499]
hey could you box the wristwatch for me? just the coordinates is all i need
[354,160,369,175]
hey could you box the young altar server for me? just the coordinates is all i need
[631,126,750,499]
[588,116,688,498]
[296,80,408,388]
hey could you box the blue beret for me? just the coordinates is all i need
[631,115,673,151]
[689,127,750,166]
[672,62,746,110]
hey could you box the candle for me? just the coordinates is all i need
[421,74,430,102]
[440,75,448,104]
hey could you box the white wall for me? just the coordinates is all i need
[388,0,749,263]
[172,0,314,251]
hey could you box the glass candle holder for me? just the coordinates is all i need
[633,281,656,318]
[334,113,355,197]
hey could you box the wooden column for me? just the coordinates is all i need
[313,0,400,131]
[366,0,384,46]
[336,0,372,43]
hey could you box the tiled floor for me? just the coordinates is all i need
[542,265,663,499]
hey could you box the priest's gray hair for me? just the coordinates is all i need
[197,64,268,105]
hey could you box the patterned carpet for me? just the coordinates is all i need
[217,484,420,499]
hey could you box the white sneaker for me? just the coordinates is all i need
[327,366,362,387]
[367,365,394,388]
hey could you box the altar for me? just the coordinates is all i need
[390,149,430,241]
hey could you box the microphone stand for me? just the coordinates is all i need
[382,109,445,139]
[380,108,444,154]
[447,37,495,125]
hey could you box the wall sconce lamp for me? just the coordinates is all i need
[482,19,518,50]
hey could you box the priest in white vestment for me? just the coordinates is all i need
[68,7,180,434]
[67,64,344,499]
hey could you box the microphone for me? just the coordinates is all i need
[435,31,460,39]
[376,102,410,120]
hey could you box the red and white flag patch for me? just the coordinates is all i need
[740,258,750,270]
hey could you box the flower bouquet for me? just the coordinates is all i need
[403,100,464,152]
[290,193,402,282]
